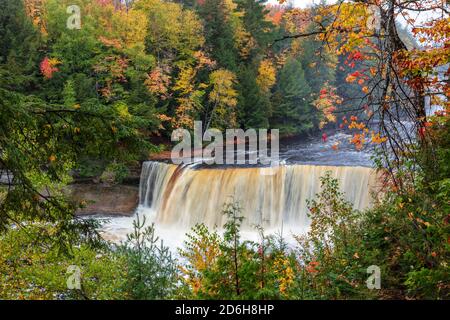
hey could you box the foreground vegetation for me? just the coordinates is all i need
[1,159,449,299]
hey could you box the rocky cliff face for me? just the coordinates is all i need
[71,184,138,216]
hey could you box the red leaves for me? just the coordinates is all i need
[344,51,366,69]
[96,0,111,6]
[418,126,426,140]
[350,51,364,61]
[40,57,59,79]
[305,260,320,274]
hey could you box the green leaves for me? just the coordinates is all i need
[119,215,178,299]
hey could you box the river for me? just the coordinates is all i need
[100,131,378,248]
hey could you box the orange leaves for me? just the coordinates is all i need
[305,260,320,274]
[345,70,368,85]
[94,55,129,80]
[193,51,215,69]
[348,118,366,130]
[350,133,365,150]
[145,67,171,100]
[331,142,340,151]
[40,57,60,79]
[24,0,46,34]
[342,114,387,149]
[370,132,387,144]
[270,10,284,26]
[348,128,387,149]
[98,36,122,50]
[345,74,357,83]
[395,16,450,96]
[314,85,342,129]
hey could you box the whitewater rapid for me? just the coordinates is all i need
[101,161,378,248]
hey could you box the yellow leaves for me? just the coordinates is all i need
[256,59,276,93]
[235,27,256,60]
[348,120,366,130]
[273,255,295,296]
[48,155,56,162]
[208,69,238,128]
[111,8,148,47]
[48,58,61,66]
[114,102,131,119]
[346,74,357,83]
[370,132,387,144]
[178,226,221,296]
[173,66,196,96]
[326,113,337,123]
[314,15,323,23]
[139,0,204,55]
[73,127,81,134]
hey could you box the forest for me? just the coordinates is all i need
[0,0,449,300]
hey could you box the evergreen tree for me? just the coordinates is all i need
[298,23,336,95]
[198,0,238,71]
[0,0,41,91]
[237,66,271,129]
[271,57,313,136]
[234,0,275,60]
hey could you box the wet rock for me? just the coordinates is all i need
[70,184,138,216]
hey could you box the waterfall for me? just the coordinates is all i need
[138,161,378,231]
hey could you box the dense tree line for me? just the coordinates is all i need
[0,0,348,235]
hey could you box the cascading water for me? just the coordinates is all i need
[100,132,380,247]
[137,161,377,231]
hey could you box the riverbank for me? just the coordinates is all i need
[71,184,138,216]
